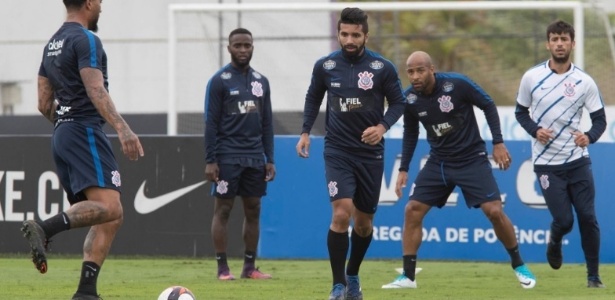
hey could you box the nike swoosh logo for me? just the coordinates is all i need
[540,86,550,90]
[486,192,496,197]
[520,280,532,286]
[134,180,207,214]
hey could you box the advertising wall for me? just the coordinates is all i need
[1,136,613,263]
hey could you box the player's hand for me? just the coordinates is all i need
[395,171,408,198]
[361,124,386,145]
[571,130,589,148]
[536,127,554,145]
[296,133,310,158]
[265,163,276,182]
[205,163,219,182]
[118,129,144,161]
[493,143,512,170]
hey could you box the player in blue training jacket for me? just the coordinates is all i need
[21,1,144,299]
[204,28,275,281]
[382,51,536,290]
[295,7,405,300]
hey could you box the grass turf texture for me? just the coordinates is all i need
[2,255,614,299]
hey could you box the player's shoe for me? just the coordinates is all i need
[345,275,362,300]
[381,274,417,289]
[21,220,49,274]
[240,267,272,279]
[546,240,563,270]
[71,293,102,300]
[587,276,606,288]
[217,269,235,280]
[328,283,346,300]
[514,264,536,289]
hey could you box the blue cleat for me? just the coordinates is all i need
[328,283,346,300]
[345,275,362,300]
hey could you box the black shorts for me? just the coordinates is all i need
[52,122,121,204]
[411,155,501,208]
[213,157,267,199]
[324,153,383,214]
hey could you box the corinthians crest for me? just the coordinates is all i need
[438,95,454,112]
[564,82,576,97]
[357,71,374,90]
[251,81,263,97]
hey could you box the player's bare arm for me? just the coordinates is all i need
[492,142,512,170]
[395,171,408,198]
[37,76,57,123]
[361,124,386,145]
[296,133,311,158]
[80,67,144,161]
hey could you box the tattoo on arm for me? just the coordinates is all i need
[37,76,56,123]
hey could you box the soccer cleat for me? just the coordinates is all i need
[345,275,363,300]
[381,274,417,289]
[71,293,102,300]
[21,220,49,274]
[328,283,346,300]
[217,270,235,281]
[587,276,606,288]
[514,264,536,289]
[546,241,562,270]
[240,267,272,279]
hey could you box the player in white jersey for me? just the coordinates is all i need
[515,20,607,288]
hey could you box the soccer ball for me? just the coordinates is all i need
[157,286,196,300]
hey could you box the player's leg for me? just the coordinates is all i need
[568,162,604,287]
[212,196,235,279]
[383,158,448,289]
[239,196,271,279]
[537,170,574,270]
[344,157,382,299]
[457,155,535,288]
[72,187,123,299]
[324,153,356,300]
[211,162,241,280]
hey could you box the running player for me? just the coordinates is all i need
[22,1,144,299]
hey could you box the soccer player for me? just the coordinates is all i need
[382,51,536,290]
[295,7,405,300]
[21,0,144,299]
[204,28,275,281]
[515,20,606,288]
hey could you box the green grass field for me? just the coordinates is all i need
[1,255,614,299]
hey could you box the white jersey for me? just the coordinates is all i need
[516,61,604,166]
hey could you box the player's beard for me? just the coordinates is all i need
[231,53,252,70]
[341,42,365,60]
[88,16,99,32]
[552,52,570,64]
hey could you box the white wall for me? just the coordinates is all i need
[0,0,332,115]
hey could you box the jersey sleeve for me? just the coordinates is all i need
[380,61,405,130]
[459,75,503,144]
[399,103,420,172]
[204,75,224,163]
[301,59,327,134]
[73,30,105,71]
[261,77,275,164]
[516,71,533,108]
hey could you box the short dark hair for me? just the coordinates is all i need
[63,0,86,9]
[546,20,575,41]
[337,7,369,34]
[228,28,252,42]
